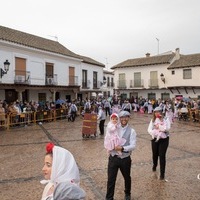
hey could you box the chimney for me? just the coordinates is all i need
[146,53,150,58]
[175,48,180,60]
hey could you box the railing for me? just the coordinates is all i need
[107,82,114,87]
[148,79,159,88]
[46,74,58,85]
[93,81,101,89]
[130,79,144,88]
[117,80,127,89]
[0,106,99,130]
[14,70,31,84]
[110,82,114,87]
[69,76,78,86]
[82,80,90,88]
[0,108,68,130]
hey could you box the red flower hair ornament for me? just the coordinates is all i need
[46,142,55,154]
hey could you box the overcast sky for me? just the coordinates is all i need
[1,0,200,68]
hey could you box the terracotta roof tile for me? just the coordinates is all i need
[168,53,200,69]
[0,25,80,59]
[111,53,175,69]
[76,55,105,67]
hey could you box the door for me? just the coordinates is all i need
[5,89,17,103]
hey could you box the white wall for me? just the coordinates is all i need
[113,63,200,100]
[0,42,82,85]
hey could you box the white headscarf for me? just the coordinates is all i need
[51,146,80,185]
[41,145,80,200]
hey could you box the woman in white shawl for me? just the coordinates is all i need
[41,143,81,200]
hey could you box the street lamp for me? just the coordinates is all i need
[160,73,165,83]
[103,76,107,84]
[0,60,10,78]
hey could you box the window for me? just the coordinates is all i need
[134,72,142,87]
[82,70,87,88]
[171,70,175,75]
[15,57,27,82]
[149,71,158,87]
[111,77,114,87]
[107,77,110,86]
[69,67,75,85]
[93,71,98,88]
[118,73,126,88]
[46,63,54,77]
[183,69,191,79]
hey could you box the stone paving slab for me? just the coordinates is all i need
[0,113,199,200]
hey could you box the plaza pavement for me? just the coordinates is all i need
[0,112,199,200]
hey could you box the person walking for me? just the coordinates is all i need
[104,99,111,117]
[97,106,106,135]
[105,110,137,200]
[70,102,77,122]
[147,106,171,181]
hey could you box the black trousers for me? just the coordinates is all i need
[105,107,110,116]
[151,137,169,177]
[71,111,76,122]
[99,119,105,135]
[106,155,132,200]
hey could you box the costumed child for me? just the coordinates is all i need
[104,113,126,155]
[152,112,167,142]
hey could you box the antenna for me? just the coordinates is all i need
[48,35,58,41]
[105,57,109,69]
[156,38,159,55]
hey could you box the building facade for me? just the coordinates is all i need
[101,69,114,98]
[111,48,200,100]
[0,25,105,103]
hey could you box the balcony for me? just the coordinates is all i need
[69,76,78,86]
[46,74,58,85]
[117,80,127,89]
[110,82,115,87]
[130,79,144,88]
[14,71,31,84]
[148,79,159,88]
[107,82,115,87]
[93,81,101,89]
[82,80,90,89]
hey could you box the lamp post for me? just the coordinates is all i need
[0,60,10,78]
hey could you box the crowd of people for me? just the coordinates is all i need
[0,96,199,128]
[38,95,200,200]
[1,96,199,199]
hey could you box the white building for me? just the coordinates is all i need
[0,25,105,103]
[101,69,114,98]
[78,55,105,100]
[111,48,200,100]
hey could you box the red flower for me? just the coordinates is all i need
[46,142,54,153]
